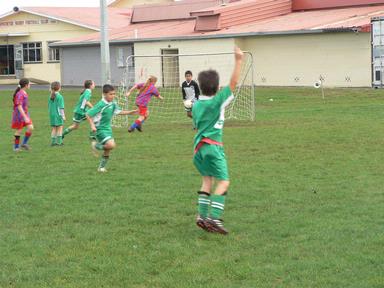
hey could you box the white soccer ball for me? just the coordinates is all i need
[314,80,322,89]
[183,99,193,109]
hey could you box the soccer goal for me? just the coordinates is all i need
[113,52,255,127]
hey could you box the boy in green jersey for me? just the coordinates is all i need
[192,47,243,235]
[48,81,66,146]
[86,84,135,172]
[63,80,95,139]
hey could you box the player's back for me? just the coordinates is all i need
[74,89,91,113]
[192,86,233,147]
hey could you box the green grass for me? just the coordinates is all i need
[0,87,383,287]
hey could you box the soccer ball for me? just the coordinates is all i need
[183,99,193,110]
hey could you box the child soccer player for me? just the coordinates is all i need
[86,84,136,172]
[126,75,163,132]
[48,81,66,146]
[11,78,33,151]
[63,80,95,139]
[181,70,200,118]
[192,47,244,235]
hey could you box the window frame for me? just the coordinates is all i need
[22,42,43,64]
[47,42,60,63]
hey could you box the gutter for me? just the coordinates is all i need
[51,28,359,48]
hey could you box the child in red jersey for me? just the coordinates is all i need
[126,75,163,133]
[11,78,33,151]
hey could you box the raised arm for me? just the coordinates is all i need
[229,47,244,92]
[126,84,138,97]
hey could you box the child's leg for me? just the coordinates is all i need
[97,139,116,170]
[187,111,192,118]
[63,122,80,136]
[14,129,22,150]
[198,176,213,219]
[56,126,63,145]
[22,124,34,148]
[210,180,230,220]
[51,127,57,145]
[129,107,147,132]
[129,115,145,132]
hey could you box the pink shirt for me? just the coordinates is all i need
[135,83,159,107]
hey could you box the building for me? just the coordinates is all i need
[0,6,130,83]
[7,0,384,87]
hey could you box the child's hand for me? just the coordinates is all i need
[126,92,131,97]
[63,116,66,121]
[91,125,96,132]
[158,95,164,100]
[235,46,243,61]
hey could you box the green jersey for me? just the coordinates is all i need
[192,86,234,149]
[73,89,92,115]
[86,98,122,132]
[48,92,65,126]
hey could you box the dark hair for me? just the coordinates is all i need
[50,81,61,100]
[185,70,192,77]
[103,84,115,94]
[80,80,93,95]
[13,78,29,103]
[198,70,219,96]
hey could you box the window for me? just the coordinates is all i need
[49,19,57,24]
[0,21,14,26]
[26,20,39,25]
[40,19,49,24]
[15,20,24,25]
[48,42,60,62]
[22,42,42,63]
[117,48,124,67]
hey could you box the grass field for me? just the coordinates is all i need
[0,86,383,287]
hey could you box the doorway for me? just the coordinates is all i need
[161,49,179,87]
[0,45,15,75]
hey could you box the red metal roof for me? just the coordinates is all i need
[18,7,131,30]
[131,0,224,22]
[292,0,384,11]
[191,0,292,31]
[53,4,384,46]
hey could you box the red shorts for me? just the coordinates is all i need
[11,119,33,130]
[138,105,148,117]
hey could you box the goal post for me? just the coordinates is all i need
[113,52,255,127]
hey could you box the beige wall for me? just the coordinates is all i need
[133,38,236,86]
[134,33,372,88]
[109,0,173,8]
[239,32,372,87]
[0,12,94,82]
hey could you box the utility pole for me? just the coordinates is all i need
[100,0,111,85]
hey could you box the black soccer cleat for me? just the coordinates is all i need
[128,127,135,133]
[205,218,229,235]
[196,215,210,232]
[136,125,143,132]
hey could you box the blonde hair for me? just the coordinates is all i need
[139,75,157,94]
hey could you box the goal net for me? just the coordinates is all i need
[113,52,255,127]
